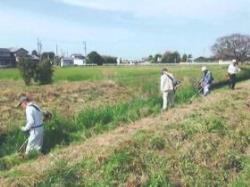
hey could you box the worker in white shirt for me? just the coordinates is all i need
[228,59,241,90]
[160,68,176,111]
[17,96,44,154]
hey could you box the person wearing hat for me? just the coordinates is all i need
[227,59,241,90]
[17,96,44,154]
[160,68,176,110]
[200,66,214,96]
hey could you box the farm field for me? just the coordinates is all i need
[0,65,250,186]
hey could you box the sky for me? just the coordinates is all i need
[0,0,249,59]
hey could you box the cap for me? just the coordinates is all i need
[232,59,237,63]
[201,66,207,72]
[162,68,168,73]
[16,96,28,107]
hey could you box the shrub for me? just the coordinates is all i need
[34,59,54,85]
[17,58,54,85]
[17,58,36,85]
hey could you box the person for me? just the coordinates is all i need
[227,59,241,90]
[160,68,176,110]
[200,66,214,96]
[17,95,44,154]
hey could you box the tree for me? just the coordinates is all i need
[161,51,181,63]
[17,58,36,85]
[87,51,104,66]
[182,54,188,62]
[194,56,216,63]
[212,33,250,62]
[31,50,39,57]
[41,52,55,62]
[152,54,162,63]
[187,54,193,62]
[102,55,117,64]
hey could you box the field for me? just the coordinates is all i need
[0,65,250,186]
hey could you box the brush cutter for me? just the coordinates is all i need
[189,83,203,103]
[17,138,28,155]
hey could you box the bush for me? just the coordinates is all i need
[17,58,54,85]
[17,58,36,85]
[34,59,54,85]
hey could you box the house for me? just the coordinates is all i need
[71,54,86,66]
[0,48,16,67]
[60,57,74,67]
[9,48,29,57]
[0,47,30,68]
[9,48,29,62]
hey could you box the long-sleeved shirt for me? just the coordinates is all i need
[161,72,174,92]
[228,64,241,74]
[22,103,43,131]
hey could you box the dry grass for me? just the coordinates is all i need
[0,80,133,132]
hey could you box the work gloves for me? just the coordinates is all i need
[21,126,28,132]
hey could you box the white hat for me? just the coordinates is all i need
[201,66,207,72]
[232,59,237,63]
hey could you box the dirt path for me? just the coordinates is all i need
[1,81,249,186]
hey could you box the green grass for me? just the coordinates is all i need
[0,68,20,80]
[1,64,246,83]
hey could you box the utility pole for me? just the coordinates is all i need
[83,41,87,56]
[37,38,42,56]
[37,38,43,62]
[56,44,58,57]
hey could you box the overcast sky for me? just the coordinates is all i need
[0,0,249,59]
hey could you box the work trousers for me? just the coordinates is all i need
[203,84,210,96]
[228,74,236,90]
[26,127,44,154]
[162,90,175,110]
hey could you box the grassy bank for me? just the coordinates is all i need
[0,83,198,170]
[37,82,250,187]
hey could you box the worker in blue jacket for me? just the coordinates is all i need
[200,66,214,96]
